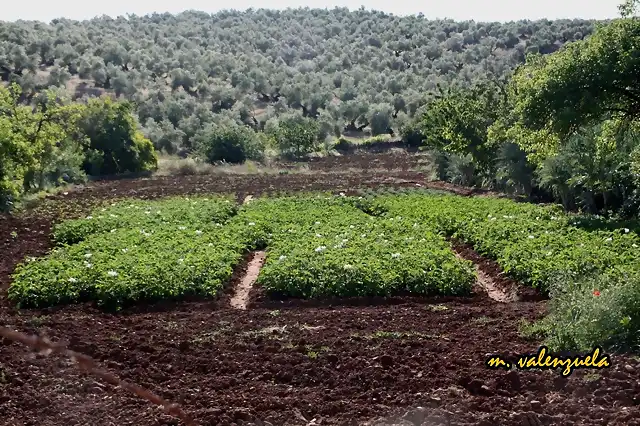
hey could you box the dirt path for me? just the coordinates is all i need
[451,241,526,303]
[230,251,266,310]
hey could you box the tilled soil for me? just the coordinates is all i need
[2,298,639,426]
[1,162,639,426]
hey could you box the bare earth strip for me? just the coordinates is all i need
[230,251,266,310]
[451,246,520,303]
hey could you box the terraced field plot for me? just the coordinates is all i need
[1,174,639,426]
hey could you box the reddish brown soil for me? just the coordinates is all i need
[1,163,639,426]
[451,241,546,303]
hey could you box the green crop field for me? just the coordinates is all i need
[8,190,640,351]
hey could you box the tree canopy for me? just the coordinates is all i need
[509,18,640,140]
[0,9,600,152]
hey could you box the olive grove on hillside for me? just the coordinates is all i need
[0,9,598,153]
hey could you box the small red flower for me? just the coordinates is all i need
[593,290,601,297]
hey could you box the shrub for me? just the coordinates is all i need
[195,124,263,164]
[273,115,319,159]
[539,270,640,351]
[400,122,424,147]
[79,97,158,175]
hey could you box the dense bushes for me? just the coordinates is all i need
[0,85,158,210]
[195,123,264,164]
[79,98,157,175]
[269,114,320,159]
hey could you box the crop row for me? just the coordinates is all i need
[52,195,237,245]
[239,196,476,298]
[10,196,258,309]
[373,192,640,291]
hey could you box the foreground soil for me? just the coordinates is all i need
[1,158,639,426]
[2,297,639,426]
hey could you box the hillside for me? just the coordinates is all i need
[0,9,598,152]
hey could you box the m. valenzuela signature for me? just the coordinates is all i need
[485,346,611,377]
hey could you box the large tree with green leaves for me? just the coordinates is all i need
[509,17,640,147]
[411,82,507,172]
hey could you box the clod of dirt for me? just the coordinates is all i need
[379,354,394,367]
[230,251,266,310]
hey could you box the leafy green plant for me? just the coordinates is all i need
[240,195,475,298]
[52,195,236,245]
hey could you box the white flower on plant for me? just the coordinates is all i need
[208,243,213,247]
[279,255,287,261]
[110,214,118,218]
[107,270,118,277]
[195,230,203,236]
[110,229,117,233]
[86,215,93,219]
[491,217,497,221]
[391,253,401,258]
[122,248,128,253]
[528,235,535,239]
[145,211,151,214]
[343,264,353,269]
[84,262,92,268]
[84,253,92,259]
[339,192,345,197]
[633,244,638,248]
[624,228,630,233]
[605,237,613,242]
[179,226,186,230]
[68,277,77,283]
[315,221,321,225]
[101,208,107,212]
[248,222,255,226]
[413,223,419,228]
[342,239,348,243]
[487,214,492,218]
[316,233,323,238]
[350,225,355,229]
[315,246,326,252]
